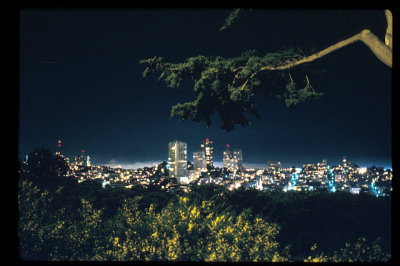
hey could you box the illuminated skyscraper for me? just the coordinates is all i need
[193,151,206,171]
[223,145,232,170]
[168,140,188,182]
[86,155,91,167]
[223,144,243,172]
[72,150,90,167]
[72,154,90,167]
[201,138,213,169]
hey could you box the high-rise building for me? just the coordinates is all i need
[72,154,90,167]
[223,144,233,170]
[223,153,230,168]
[232,149,243,171]
[193,151,206,171]
[86,155,91,167]
[223,145,243,172]
[168,140,188,183]
[201,138,213,169]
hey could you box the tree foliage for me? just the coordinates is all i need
[219,8,241,31]
[18,149,391,261]
[105,196,284,261]
[23,147,75,188]
[18,178,391,261]
[140,48,323,131]
[305,237,391,262]
[140,9,391,132]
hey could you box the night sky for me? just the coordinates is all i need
[18,9,392,169]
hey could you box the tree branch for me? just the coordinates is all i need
[360,29,392,68]
[238,11,393,88]
[385,9,392,50]
[259,29,391,71]
[141,10,392,131]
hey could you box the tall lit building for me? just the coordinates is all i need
[72,153,91,167]
[193,151,206,171]
[201,138,213,169]
[223,144,243,172]
[232,149,243,171]
[168,140,188,183]
[223,145,232,170]
[86,155,91,167]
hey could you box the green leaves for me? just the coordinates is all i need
[330,237,391,262]
[284,81,324,108]
[170,101,199,122]
[219,9,241,31]
[18,177,391,261]
[141,47,324,131]
[306,237,391,262]
[140,56,164,78]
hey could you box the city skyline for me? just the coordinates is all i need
[29,141,391,197]
[43,137,392,171]
[19,9,391,169]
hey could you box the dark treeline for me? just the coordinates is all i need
[18,148,391,261]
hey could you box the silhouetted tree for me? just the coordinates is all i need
[24,147,76,188]
[141,10,392,131]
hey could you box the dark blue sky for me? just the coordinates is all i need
[19,9,392,168]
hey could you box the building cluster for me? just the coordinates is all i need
[59,139,391,197]
[22,139,391,197]
[70,162,168,189]
[280,157,392,197]
[223,145,243,173]
[167,139,243,185]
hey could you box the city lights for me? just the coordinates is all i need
[54,139,392,197]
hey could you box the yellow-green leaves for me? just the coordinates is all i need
[19,181,391,262]
[104,195,282,261]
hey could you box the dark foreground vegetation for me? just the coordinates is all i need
[18,148,391,261]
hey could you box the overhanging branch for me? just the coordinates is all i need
[239,10,392,87]
[259,29,392,72]
[237,29,392,90]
